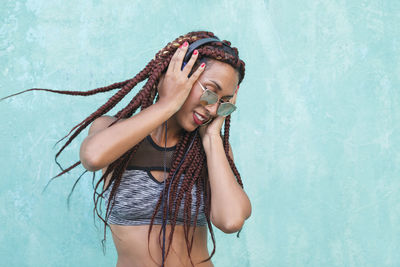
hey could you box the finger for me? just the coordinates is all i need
[173,41,189,72]
[165,48,180,73]
[230,88,239,105]
[213,115,226,125]
[188,62,206,84]
[231,92,238,105]
[181,49,199,76]
[166,42,186,73]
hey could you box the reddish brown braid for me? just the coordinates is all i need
[224,115,243,187]
[1,30,246,266]
[181,150,205,264]
[162,136,203,260]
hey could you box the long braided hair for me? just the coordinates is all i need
[1,30,246,266]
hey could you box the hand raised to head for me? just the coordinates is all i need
[157,41,206,112]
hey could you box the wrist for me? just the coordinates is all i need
[156,98,181,115]
[202,134,223,153]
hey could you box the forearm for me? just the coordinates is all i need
[202,135,251,232]
[80,100,177,171]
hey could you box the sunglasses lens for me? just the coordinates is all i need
[200,90,218,106]
[199,87,237,116]
[217,103,237,116]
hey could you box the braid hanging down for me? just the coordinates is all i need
[1,30,246,266]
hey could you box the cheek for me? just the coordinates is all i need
[174,86,203,126]
[175,92,200,127]
[176,98,194,121]
[181,88,201,110]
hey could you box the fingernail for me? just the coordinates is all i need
[179,44,183,48]
[200,63,206,68]
[183,41,188,47]
[193,50,198,55]
[237,85,239,89]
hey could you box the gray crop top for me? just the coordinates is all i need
[102,135,208,226]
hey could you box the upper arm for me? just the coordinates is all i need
[80,115,119,171]
[87,115,118,137]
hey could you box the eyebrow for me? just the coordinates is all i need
[208,80,234,98]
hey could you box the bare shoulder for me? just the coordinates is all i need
[85,115,126,175]
[88,115,125,136]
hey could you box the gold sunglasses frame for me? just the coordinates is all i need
[197,81,237,117]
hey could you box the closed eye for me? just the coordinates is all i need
[220,96,233,103]
[201,83,232,103]
[204,86,232,102]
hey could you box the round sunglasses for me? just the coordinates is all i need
[197,81,237,116]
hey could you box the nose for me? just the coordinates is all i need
[205,102,219,117]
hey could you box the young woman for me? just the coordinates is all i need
[2,30,252,267]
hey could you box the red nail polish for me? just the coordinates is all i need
[193,50,198,55]
[200,63,205,68]
[183,41,188,47]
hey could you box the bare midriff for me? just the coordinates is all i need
[103,167,213,267]
[110,223,213,267]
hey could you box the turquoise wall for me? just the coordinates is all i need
[1,0,399,266]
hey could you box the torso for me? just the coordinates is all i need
[102,143,213,267]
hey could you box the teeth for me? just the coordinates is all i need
[194,112,205,122]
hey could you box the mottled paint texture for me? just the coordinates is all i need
[1,0,400,266]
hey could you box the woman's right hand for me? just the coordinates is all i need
[157,41,206,111]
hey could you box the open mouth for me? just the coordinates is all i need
[193,112,208,125]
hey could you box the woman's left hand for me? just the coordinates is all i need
[199,90,238,141]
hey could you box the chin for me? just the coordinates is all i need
[180,115,200,133]
[183,123,199,133]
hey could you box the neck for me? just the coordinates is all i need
[151,114,183,147]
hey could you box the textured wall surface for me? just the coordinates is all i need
[1,0,399,266]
